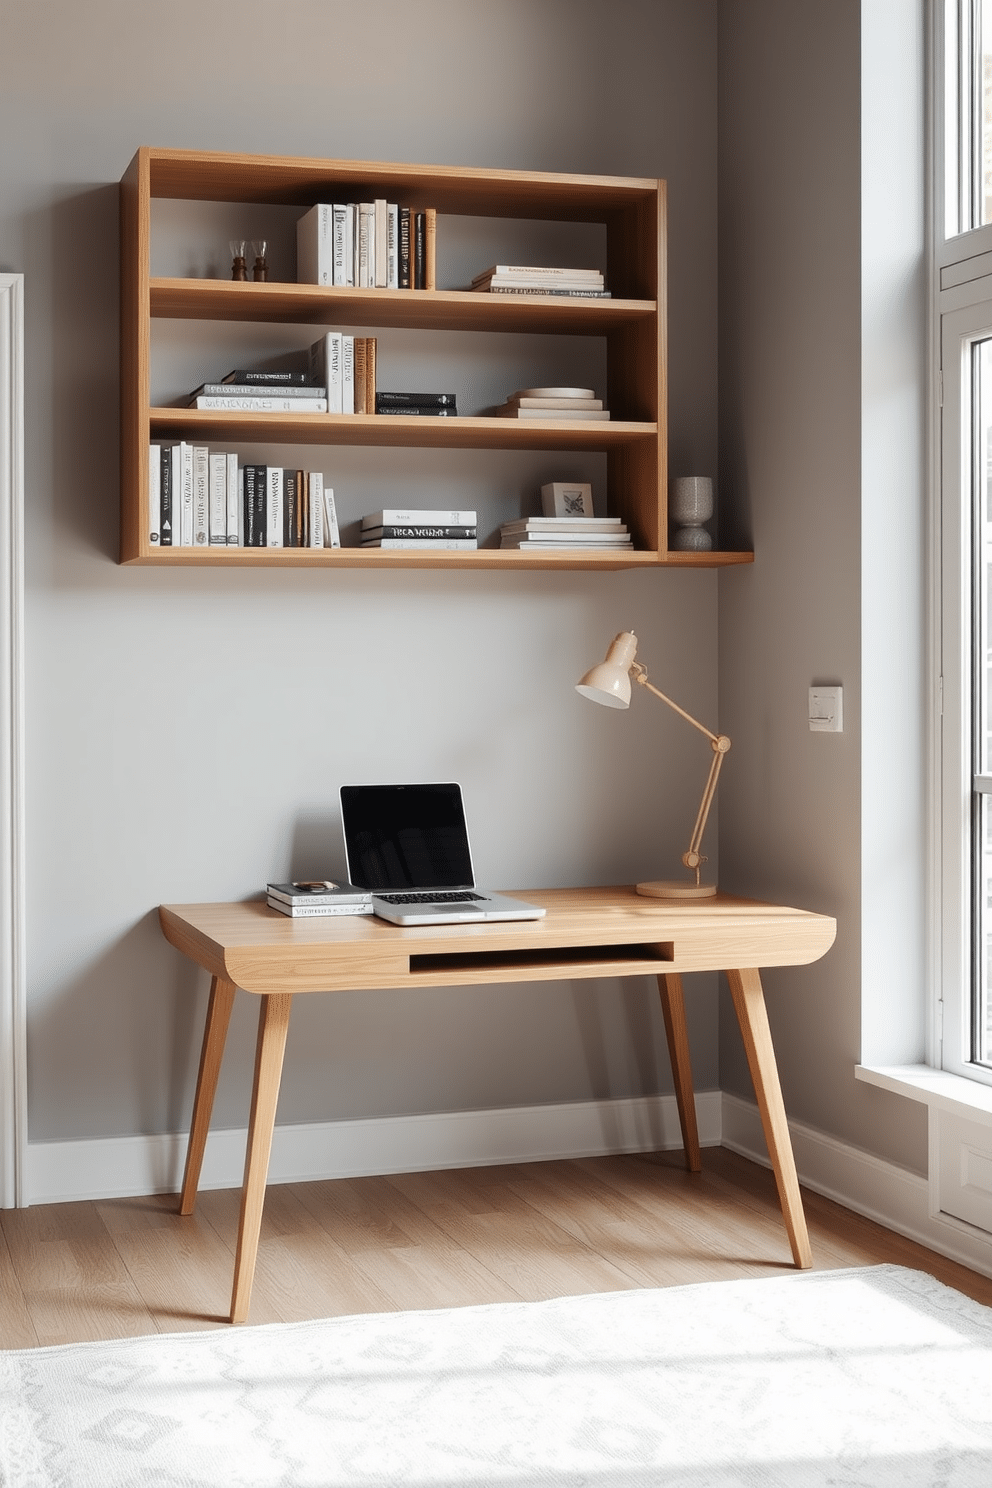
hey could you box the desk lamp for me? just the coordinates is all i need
[576,631,731,899]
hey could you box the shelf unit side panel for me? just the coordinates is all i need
[120,149,152,563]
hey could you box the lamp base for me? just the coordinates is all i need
[636,879,718,899]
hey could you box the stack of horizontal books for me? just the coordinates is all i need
[187,369,326,412]
[266,881,374,918]
[499,516,633,551]
[361,507,478,550]
[492,386,610,421]
[470,265,609,298]
[374,391,457,416]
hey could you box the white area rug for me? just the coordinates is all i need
[2,1264,992,1486]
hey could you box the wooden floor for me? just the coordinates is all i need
[3,1146,992,1348]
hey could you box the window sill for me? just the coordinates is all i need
[856,1063,992,1123]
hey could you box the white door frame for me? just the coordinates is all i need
[0,273,26,1208]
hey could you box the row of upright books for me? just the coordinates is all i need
[297,202,436,290]
[359,508,478,550]
[148,443,340,548]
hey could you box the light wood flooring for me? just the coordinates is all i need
[3,1146,992,1348]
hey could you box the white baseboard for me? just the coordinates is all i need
[24,1090,724,1206]
[721,1091,992,1280]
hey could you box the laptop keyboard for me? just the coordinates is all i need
[376,890,487,904]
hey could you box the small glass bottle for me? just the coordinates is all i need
[230,240,248,281]
[251,240,268,282]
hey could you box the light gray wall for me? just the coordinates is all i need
[717,0,929,1171]
[0,0,725,1142]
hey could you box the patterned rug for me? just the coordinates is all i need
[2,1264,992,1486]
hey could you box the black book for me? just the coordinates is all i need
[222,369,309,386]
[283,469,298,547]
[398,207,411,289]
[414,211,426,290]
[376,390,457,408]
[159,445,173,547]
[243,464,267,547]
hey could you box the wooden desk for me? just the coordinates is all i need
[160,887,836,1323]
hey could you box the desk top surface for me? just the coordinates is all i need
[160,887,836,995]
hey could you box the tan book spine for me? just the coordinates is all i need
[366,337,377,414]
[353,338,367,414]
[425,208,436,291]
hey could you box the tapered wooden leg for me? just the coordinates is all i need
[179,975,237,1217]
[725,966,812,1268]
[229,993,292,1324]
[657,973,701,1172]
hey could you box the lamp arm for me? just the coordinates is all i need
[632,663,731,885]
[633,666,721,745]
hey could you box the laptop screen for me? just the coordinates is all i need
[340,783,476,892]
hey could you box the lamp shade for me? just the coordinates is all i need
[575,631,639,709]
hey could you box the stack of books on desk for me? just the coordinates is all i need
[266,881,374,917]
[492,387,610,421]
[361,507,478,550]
[470,265,609,298]
[499,516,633,550]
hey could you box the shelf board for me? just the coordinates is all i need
[123,546,753,571]
[144,147,659,220]
[149,279,654,333]
[148,408,657,451]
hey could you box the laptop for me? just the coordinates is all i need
[339,782,546,926]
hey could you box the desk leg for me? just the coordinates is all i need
[657,974,701,1172]
[725,967,812,1269]
[230,992,292,1325]
[179,975,237,1217]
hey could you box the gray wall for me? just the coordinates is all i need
[0,0,725,1142]
[717,0,929,1172]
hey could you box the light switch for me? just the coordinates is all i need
[809,685,843,733]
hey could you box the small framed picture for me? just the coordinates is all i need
[541,482,594,518]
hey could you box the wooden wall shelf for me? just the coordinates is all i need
[121,147,751,569]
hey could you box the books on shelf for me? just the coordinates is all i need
[191,395,328,412]
[471,264,609,297]
[374,391,457,416]
[266,880,374,916]
[190,382,324,401]
[360,506,477,549]
[499,515,632,550]
[492,385,610,421]
[221,369,310,386]
[297,201,435,290]
[150,444,334,549]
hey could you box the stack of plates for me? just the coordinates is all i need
[492,386,610,421]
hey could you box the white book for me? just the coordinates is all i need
[308,472,324,547]
[332,203,349,286]
[361,538,478,550]
[341,335,355,414]
[362,507,477,528]
[387,203,398,289]
[296,203,333,285]
[148,444,160,545]
[266,466,283,547]
[348,204,358,286]
[208,451,227,545]
[179,442,194,547]
[374,199,388,287]
[327,332,343,414]
[308,333,342,414]
[226,453,239,545]
[358,203,372,287]
[237,466,245,546]
[323,484,341,547]
[193,446,210,547]
[193,396,328,413]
